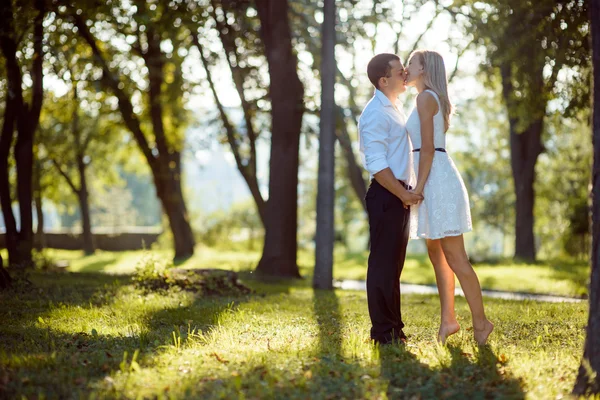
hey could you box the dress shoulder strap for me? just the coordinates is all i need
[424,89,441,107]
[423,89,442,116]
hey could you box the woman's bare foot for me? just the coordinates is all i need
[473,320,494,345]
[437,321,461,344]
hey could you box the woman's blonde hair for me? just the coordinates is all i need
[409,50,454,132]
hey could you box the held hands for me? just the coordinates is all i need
[401,190,423,208]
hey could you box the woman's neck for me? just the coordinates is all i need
[415,80,427,93]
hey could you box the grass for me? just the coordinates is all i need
[20,246,591,298]
[0,268,589,399]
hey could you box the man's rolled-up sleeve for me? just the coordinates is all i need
[359,110,390,176]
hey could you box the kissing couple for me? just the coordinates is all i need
[358,51,494,346]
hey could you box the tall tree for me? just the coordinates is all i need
[313,0,336,289]
[254,0,304,277]
[38,87,120,255]
[62,0,196,259]
[193,0,267,227]
[49,86,92,254]
[447,0,590,261]
[573,0,600,393]
[0,0,46,272]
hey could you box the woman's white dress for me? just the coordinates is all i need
[406,90,472,240]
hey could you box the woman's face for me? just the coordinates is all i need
[405,55,424,87]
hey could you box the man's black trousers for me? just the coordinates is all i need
[365,179,411,343]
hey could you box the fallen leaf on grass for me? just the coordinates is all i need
[498,353,509,364]
[210,353,229,364]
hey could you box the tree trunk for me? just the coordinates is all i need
[0,23,19,266]
[0,254,10,290]
[510,121,543,262]
[77,158,95,255]
[33,159,46,250]
[501,63,543,262]
[313,0,336,290]
[155,153,195,260]
[254,0,304,278]
[573,0,600,393]
[0,0,45,268]
[73,13,195,260]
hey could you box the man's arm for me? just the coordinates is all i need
[359,109,422,207]
[374,168,422,207]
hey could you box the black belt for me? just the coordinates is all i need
[370,179,412,191]
[412,148,446,152]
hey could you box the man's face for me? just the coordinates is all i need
[380,59,407,95]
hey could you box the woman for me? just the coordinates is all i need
[404,50,493,345]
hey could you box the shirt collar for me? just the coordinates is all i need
[375,89,398,109]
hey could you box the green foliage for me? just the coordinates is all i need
[131,250,252,296]
[536,111,592,259]
[195,200,263,251]
[450,0,590,125]
[32,250,56,272]
[132,251,174,292]
[452,84,514,240]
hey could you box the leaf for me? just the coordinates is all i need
[91,328,98,337]
[210,353,229,364]
[38,317,45,325]
[130,360,141,372]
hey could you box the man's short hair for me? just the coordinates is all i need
[367,53,400,90]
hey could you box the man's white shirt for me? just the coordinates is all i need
[358,89,413,184]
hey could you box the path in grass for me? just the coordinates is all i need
[30,247,590,298]
[336,280,585,303]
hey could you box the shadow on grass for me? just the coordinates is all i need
[546,259,590,297]
[0,326,163,398]
[1,269,527,399]
[0,270,254,399]
[376,343,525,399]
[77,255,121,273]
[0,273,152,398]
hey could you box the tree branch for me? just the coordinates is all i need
[70,10,157,169]
[51,158,80,195]
[408,9,442,56]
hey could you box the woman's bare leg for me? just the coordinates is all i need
[427,239,460,344]
[440,234,493,345]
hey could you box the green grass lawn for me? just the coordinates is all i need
[0,269,589,399]
[22,246,591,298]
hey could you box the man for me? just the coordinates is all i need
[358,53,422,345]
